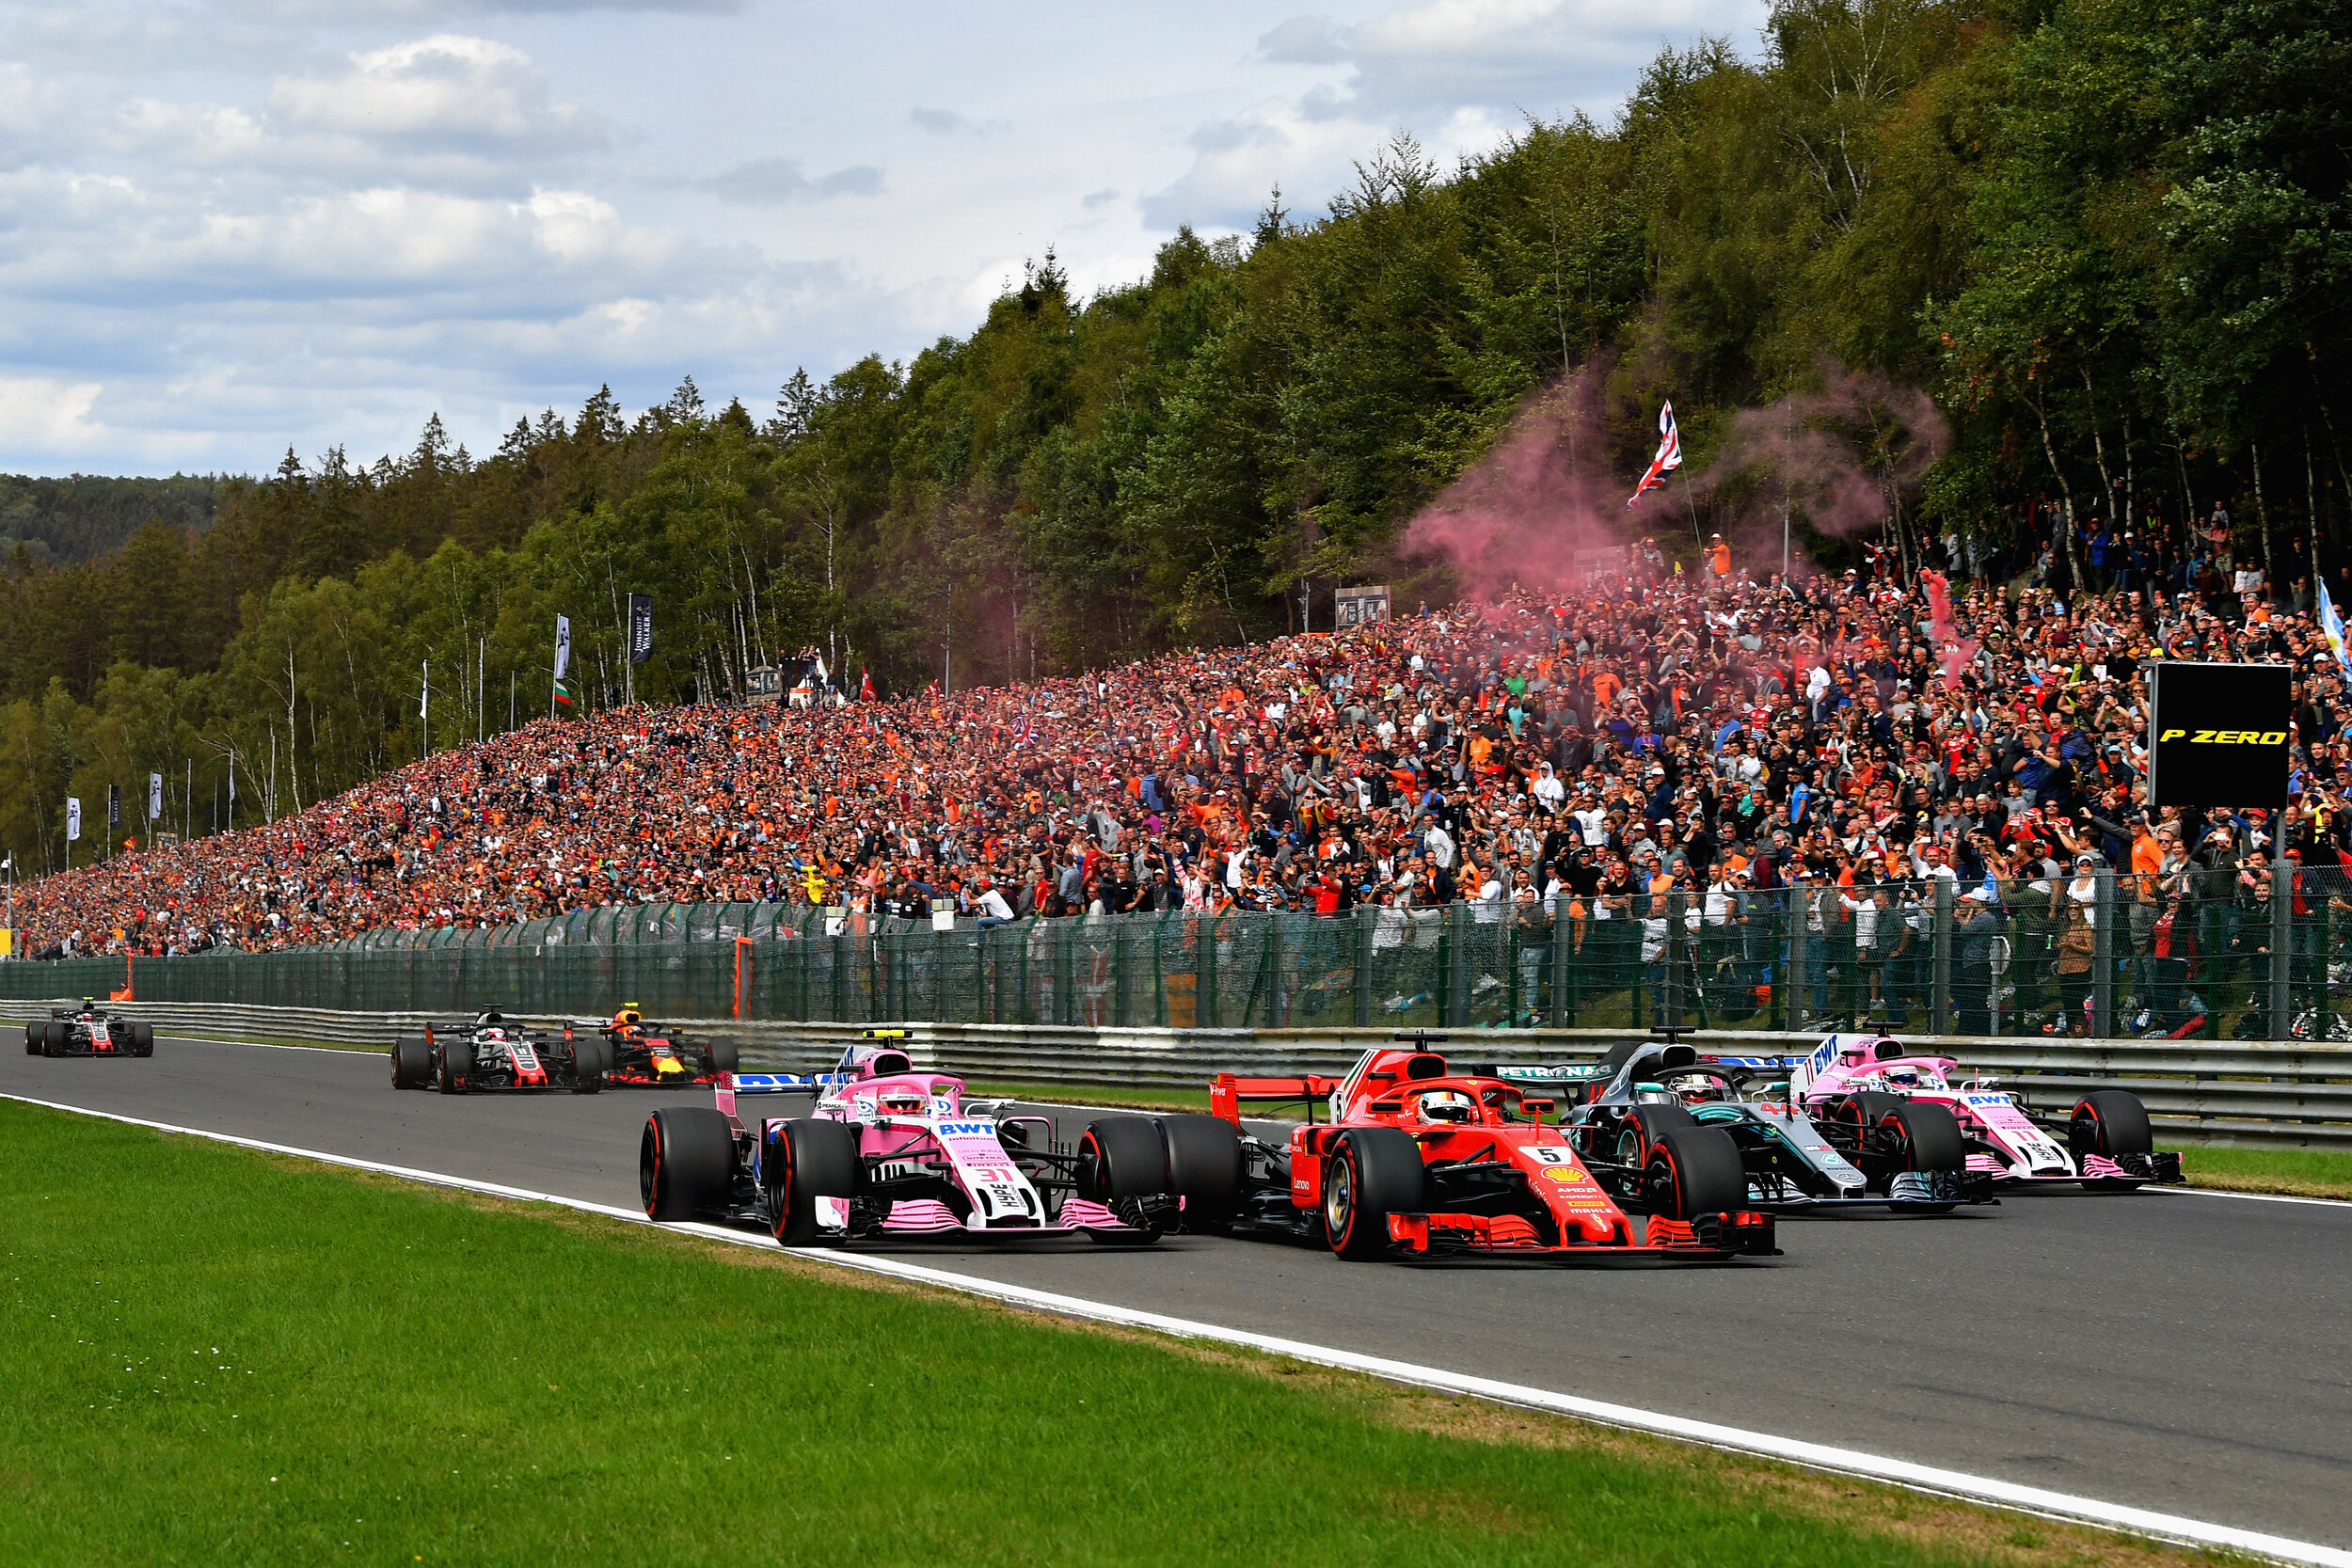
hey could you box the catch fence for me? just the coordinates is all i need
[7,871,2349,1043]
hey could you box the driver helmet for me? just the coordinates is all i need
[1417,1088,1475,1124]
[878,1090,930,1117]
[611,1004,644,1031]
[1672,1074,1718,1106]
[1883,1066,1921,1089]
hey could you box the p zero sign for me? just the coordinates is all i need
[2146,661,2292,809]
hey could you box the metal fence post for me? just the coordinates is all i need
[1354,905,1375,1027]
[1787,892,1808,1028]
[1547,895,1569,1027]
[1443,904,1468,1027]
[1113,920,1131,1027]
[1662,890,1684,1030]
[1931,879,1953,1033]
[2273,855,2293,1040]
[2092,870,2115,1038]
[1264,916,1284,1029]
[1200,915,1218,1030]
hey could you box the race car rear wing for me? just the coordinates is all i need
[716,1070,853,1122]
[726,1071,853,1094]
[1210,1074,1342,1126]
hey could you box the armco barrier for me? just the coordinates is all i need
[25,1000,2352,1150]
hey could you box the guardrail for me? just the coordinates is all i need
[27,999,2351,1151]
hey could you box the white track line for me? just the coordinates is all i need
[7,1092,2345,1564]
[2152,1185,2352,1209]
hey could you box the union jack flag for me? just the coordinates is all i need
[1627,401,1681,508]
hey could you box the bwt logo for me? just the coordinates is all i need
[2158,728,2287,745]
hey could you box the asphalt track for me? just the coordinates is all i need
[7,1037,2348,1550]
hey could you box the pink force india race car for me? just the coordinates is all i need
[1790,1033,2185,1190]
[640,1036,1241,1244]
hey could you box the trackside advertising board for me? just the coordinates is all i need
[2146,661,2291,809]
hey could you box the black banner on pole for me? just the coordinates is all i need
[2147,661,2293,809]
[628,594,654,666]
[107,784,121,831]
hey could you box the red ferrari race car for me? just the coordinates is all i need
[1189,1036,1777,1261]
[561,1006,740,1087]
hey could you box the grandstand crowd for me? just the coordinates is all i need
[20,504,2352,1033]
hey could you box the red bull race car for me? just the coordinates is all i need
[22,1001,153,1058]
[561,1006,740,1087]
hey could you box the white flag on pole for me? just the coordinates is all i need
[149,772,163,819]
[554,615,572,682]
[65,798,80,842]
[421,660,429,720]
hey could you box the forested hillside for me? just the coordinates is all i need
[0,475,220,569]
[3,0,2344,876]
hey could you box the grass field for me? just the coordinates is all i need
[2173,1145,2352,1200]
[0,1101,2199,1567]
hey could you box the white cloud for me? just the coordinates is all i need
[0,375,106,450]
[1147,0,1761,229]
[0,1,1765,475]
[698,157,883,206]
[908,106,1007,136]
[269,34,602,151]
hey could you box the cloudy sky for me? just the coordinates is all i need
[0,0,1767,477]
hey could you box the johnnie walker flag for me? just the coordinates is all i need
[1626,401,1682,508]
[2321,581,2352,679]
[65,797,79,843]
[553,614,574,708]
[148,772,163,820]
[627,594,654,666]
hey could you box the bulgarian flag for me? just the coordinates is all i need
[553,678,573,709]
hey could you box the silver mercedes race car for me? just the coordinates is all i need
[1496,1037,1984,1213]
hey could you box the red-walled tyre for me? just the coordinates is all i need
[641,1106,737,1221]
[1644,1127,1745,1220]
[1322,1127,1427,1259]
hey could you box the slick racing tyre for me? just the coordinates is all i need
[2070,1089,2153,1171]
[1323,1126,1428,1259]
[1613,1103,1696,1167]
[390,1037,433,1089]
[705,1037,740,1076]
[1644,1127,1746,1221]
[130,1021,154,1057]
[1829,1090,1902,1134]
[1077,1116,1168,1203]
[1873,1101,1963,1206]
[23,1021,38,1055]
[1158,1114,1243,1232]
[43,1021,68,1056]
[437,1037,472,1094]
[764,1117,860,1243]
[641,1106,738,1221]
[1879,1101,1964,1176]
[568,1035,612,1094]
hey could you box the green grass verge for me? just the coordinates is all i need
[0,1101,2185,1567]
[2180,1145,2352,1201]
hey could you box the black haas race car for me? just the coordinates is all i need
[561,1006,740,1087]
[23,1001,154,1058]
[390,1011,596,1094]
